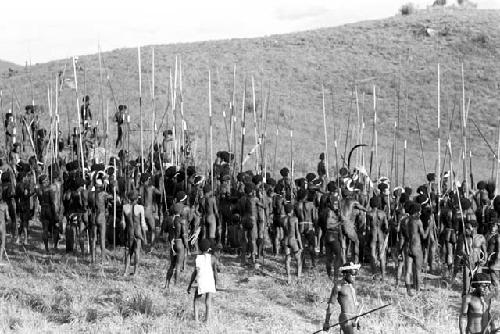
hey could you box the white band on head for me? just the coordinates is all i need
[340,263,361,272]
[471,280,491,285]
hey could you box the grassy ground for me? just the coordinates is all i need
[1,220,498,333]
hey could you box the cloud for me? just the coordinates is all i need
[274,5,329,21]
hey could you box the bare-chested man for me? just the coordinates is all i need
[457,221,487,296]
[89,178,113,263]
[323,262,361,333]
[166,202,189,288]
[37,175,59,252]
[459,273,496,334]
[202,184,219,247]
[283,203,302,283]
[271,183,286,255]
[122,190,147,276]
[297,188,317,268]
[367,196,389,280]
[254,175,268,264]
[440,197,455,279]
[139,173,162,246]
[405,201,433,295]
[486,222,500,293]
[0,151,17,243]
[0,191,11,262]
[340,193,367,264]
[239,183,259,266]
[16,172,35,245]
[65,176,88,255]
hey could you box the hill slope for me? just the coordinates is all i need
[2,8,500,184]
[0,59,21,75]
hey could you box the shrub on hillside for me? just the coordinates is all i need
[472,33,489,46]
[400,3,416,16]
[433,0,446,6]
[457,0,477,8]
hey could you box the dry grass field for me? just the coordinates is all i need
[2,224,498,334]
[0,7,500,334]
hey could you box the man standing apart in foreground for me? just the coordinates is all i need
[323,262,361,333]
[459,272,497,334]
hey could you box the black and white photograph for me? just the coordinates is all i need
[0,0,500,332]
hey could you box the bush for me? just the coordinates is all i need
[457,0,477,8]
[433,0,446,6]
[400,3,416,15]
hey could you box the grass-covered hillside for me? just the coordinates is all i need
[1,8,500,185]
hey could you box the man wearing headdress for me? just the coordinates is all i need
[323,262,362,333]
[459,273,496,334]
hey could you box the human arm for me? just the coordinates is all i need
[212,197,220,221]
[353,201,367,213]
[323,284,338,331]
[120,207,126,230]
[4,205,11,224]
[381,213,389,234]
[459,295,470,334]
[295,219,303,249]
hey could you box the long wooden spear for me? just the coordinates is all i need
[251,76,259,173]
[98,43,105,159]
[496,115,500,196]
[461,63,468,194]
[415,112,428,177]
[373,85,378,179]
[151,47,156,172]
[322,84,329,179]
[209,70,214,187]
[113,158,117,249]
[138,46,144,172]
[272,104,280,174]
[72,56,85,175]
[437,63,441,197]
[230,64,236,153]
[262,82,270,182]
[240,79,246,173]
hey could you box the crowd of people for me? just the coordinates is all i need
[0,97,499,333]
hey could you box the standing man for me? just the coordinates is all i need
[283,203,302,283]
[367,196,389,280]
[80,95,92,129]
[4,111,16,152]
[114,105,127,148]
[486,222,500,293]
[323,262,361,333]
[122,190,147,276]
[405,201,433,296]
[459,273,496,334]
[139,173,161,247]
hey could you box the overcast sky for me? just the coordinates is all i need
[1,0,499,64]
